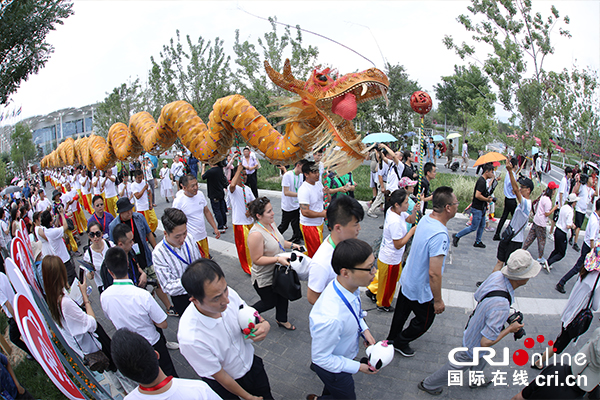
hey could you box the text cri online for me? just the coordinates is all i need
[535,372,586,387]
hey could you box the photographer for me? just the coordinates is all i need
[452,162,495,249]
[419,250,541,396]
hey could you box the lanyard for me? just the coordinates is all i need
[327,236,336,249]
[256,222,285,252]
[163,240,192,265]
[138,376,173,392]
[94,213,106,232]
[112,281,133,286]
[128,256,138,285]
[293,172,300,192]
[332,280,366,342]
[129,218,135,235]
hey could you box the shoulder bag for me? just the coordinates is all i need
[272,263,302,301]
[565,272,600,342]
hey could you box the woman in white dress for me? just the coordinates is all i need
[159,160,173,203]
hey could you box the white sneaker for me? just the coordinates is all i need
[367,212,378,219]
[166,341,179,350]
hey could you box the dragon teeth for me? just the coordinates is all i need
[361,83,368,96]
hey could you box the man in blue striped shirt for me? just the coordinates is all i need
[419,250,541,396]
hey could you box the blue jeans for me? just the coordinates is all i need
[312,363,356,399]
[210,197,227,229]
[457,208,485,243]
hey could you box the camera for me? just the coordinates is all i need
[507,310,525,340]
[491,197,497,203]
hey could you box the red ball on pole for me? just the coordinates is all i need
[410,91,432,115]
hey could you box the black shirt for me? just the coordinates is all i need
[202,166,228,200]
[472,176,489,211]
[118,217,148,271]
[419,177,431,210]
[402,163,415,179]
[522,364,585,399]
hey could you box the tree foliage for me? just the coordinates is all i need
[0,0,73,105]
[94,78,144,138]
[11,122,36,172]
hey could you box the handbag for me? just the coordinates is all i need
[500,219,528,242]
[272,263,302,301]
[74,332,111,372]
[565,272,600,342]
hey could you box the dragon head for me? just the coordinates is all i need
[264,59,389,174]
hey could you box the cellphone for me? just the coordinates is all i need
[78,260,94,272]
[78,265,86,284]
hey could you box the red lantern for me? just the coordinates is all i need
[410,91,432,115]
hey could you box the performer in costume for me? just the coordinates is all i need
[298,161,326,258]
[131,170,158,233]
[103,168,118,216]
[229,163,255,274]
[159,160,173,203]
[79,168,93,214]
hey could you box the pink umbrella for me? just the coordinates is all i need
[10,177,18,184]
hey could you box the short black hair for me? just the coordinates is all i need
[482,163,494,173]
[105,247,129,279]
[180,174,196,188]
[181,259,225,303]
[565,166,573,175]
[431,186,455,213]
[331,239,373,275]
[113,223,132,245]
[92,195,104,206]
[134,169,143,177]
[596,198,600,211]
[161,208,187,234]
[403,150,411,162]
[87,221,103,233]
[111,329,159,385]
[41,210,52,228]
[389,189,408,208]
[302,161,317,175]
[510,157,518,167]
[327,195,364,229]
[424,162,436,175]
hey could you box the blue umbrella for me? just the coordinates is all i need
[404,131,416,137]
[432,134,445,141]
[362,132,397,144]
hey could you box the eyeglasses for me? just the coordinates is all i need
[88,231,102,238]
[347,265,377,273]
[446,202,459,207]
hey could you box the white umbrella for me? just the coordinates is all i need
[447,132,462,139]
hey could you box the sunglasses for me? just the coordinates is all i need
[88,231,102,238]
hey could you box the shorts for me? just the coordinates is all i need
[370,171,378,188]
[574,211,586,228]
[552,208,560,223]
[497,239,523,263]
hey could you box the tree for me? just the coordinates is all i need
[94,78,144,137]
[232,17,319,117]
[11,122,36,172]
[434,64,496,135]
[443,0,571,149]
[148,30,232,120]
[0,0,73,105]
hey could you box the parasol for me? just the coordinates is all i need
[473,152,508,167]
[0,186,21,196]
[446,132,461,139]
[10,177,19,184]
[404,131,417,137]
[432,135,445,141]
[362,132,397,144]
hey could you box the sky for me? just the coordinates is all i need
[2,0,599,124]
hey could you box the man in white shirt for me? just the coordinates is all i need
[101,247,178,378]
[79,168,93,214]
[571,173,598,252]
[172,175,220,259]
[132,170,158,233]
[103,168,119,216]
[556,198,600,294]
[152,208,202,315]
[307,196,364,305]
[278,160,306,244]
[308,239,378,399]
[36,190,51,212]
[461,139,469,172]
[112,329,220,400]
[178,259,273,399]
[298,161,326,258]
[549,166,573,236]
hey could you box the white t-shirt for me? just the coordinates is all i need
[281,171,304,212]
[104,177,117,198]
[307,237,336,294]
[92,176,103,195]
[72,174,81,190]
[0,220,10,249]
[577,185,593,214]
[131,181,150,211]
[101,279,167,346]
[298,181,324,226]
[386,162,403,192]
[178,287,254,380]
[462,143,468,157]
[36,198,51,212]
[80,176,91,195]
[0,272,15,318]
[557,204,574,233]
[83,240,114,288]
[118,182,133,201]
[172,192,208,241]
[584,212,600,247]
[64,189,78,213]
[229,185,254,225]
[124,378,220,400]
[556,176,570,207]
[378,209,409,265]
[44,227,70,263]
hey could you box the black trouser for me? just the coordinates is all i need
[153,328,178,378]
[210,197,228,229]
[252,281,289,323]
[202,355,272,399]
[9,318,31,356]
[494,198,517,238]
[548,229,568,266]
[387,291,436,349]
[246,172,258,198]
[278,209,302,243]
[171,294,190,316]
[312,363,356,399]
[558,242,591,287]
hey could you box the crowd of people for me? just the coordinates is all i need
[0,140,600,399]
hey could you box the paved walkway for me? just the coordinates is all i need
[69,176,596,400]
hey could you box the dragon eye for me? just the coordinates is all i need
[316,74,328,82]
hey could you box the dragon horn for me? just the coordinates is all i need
[264,59,304,94]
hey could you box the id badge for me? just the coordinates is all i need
[132,242,141,255]
[103,233,109,240]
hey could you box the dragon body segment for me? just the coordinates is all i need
[42,60,389,176]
